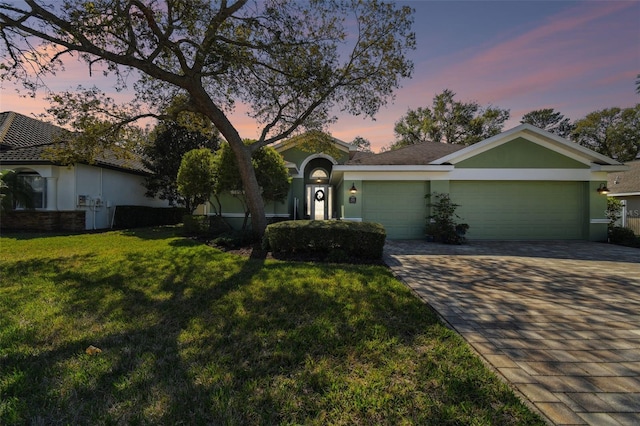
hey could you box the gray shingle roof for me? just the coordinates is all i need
[608,160,640,194]
[346,141,466,165]
[0,111,151,174]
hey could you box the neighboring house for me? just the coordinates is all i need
[0,111,169,231]
[213,124,626,241]
[608,160,640,235]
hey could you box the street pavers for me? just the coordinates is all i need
[384,241,640,426]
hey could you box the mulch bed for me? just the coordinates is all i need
[211,242,386,265]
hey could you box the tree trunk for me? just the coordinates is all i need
[192,91,269,236]
[231,143,268,236]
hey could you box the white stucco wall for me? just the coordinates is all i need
[74,164,169,229]
[2,163,169,230]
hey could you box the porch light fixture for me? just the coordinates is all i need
[349,183,357,194]
[597,183,609,195]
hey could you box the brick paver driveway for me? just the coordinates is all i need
[384,241,640,426]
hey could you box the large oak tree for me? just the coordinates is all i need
[572,105,640,162]
[0,0,415,235]
[520,108,574,139]
[391,89,509,149]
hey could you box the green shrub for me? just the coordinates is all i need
[609,226,640,248]
[113,206,186,229]
[183,215,231,237]
[425,192,469,244]
[264,220,386,260]
[212,230,256,248]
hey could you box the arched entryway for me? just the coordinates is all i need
[304,157,335,220]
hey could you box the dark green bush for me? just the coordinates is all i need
[212,230,256,249]
[609,226,640,248]
[264,220,386,259]
[183,215,231,237]
[113,206,186,229]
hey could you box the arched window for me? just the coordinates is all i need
[310,167,328,183]
[17,171,46,209]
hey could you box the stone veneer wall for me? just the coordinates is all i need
[0,211,86,231]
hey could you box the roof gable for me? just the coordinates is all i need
[433,124,624,167]
[272,132,353,168]
[455,137,589,169]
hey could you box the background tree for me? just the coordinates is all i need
[215,142,291,229]
[0,0,415,236]
[351,136,372,152]
[176,148,218,214]
[391,89,509,149]
[520,108,574,139]
[572,105,640,162]
[143,121,220,206]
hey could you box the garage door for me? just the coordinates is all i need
[450,181,586,240]
[363,181,427,239]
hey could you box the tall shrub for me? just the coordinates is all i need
[425,192,469,244]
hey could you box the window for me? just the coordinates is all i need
[310,168,328,183]
[17,172,46,209]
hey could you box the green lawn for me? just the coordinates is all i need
[0,227,543,425]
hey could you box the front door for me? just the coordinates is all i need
[306,184,333,220]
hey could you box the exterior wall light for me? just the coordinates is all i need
[597,183,609,195]
[349,183,357,194]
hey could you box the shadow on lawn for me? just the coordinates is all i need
[2,243,540,424]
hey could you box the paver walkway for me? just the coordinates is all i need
[384,241,640,426]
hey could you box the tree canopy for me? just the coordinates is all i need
[176,148,218,214]
[391,89,509,149]
[351,136,372,152]
[0,0,415,235]
[215,142,291,229]
[143,122,220,207]
[520,108,574,139]
[572,105,640,162]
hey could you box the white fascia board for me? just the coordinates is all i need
[447,168,597,181]
[340,170,453,181]
[333,165,454,183]
[591,164,630,172]
[609,192,640,197]
[333,165,454,172]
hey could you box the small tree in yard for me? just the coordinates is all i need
[606,196,623,230]
[215,142,291,230]
[425,192,469,244]
[177,148,218,214]
[143,122,220,207]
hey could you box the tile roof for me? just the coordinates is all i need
[0,111,151,174]
[608,160,640,195]
[346,141,466,165]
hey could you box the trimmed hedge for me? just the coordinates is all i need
[264,220,386,259]
[113,206,186,229]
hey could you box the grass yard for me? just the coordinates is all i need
[0,227,544,425]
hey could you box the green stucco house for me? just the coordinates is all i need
[212,124,627,241]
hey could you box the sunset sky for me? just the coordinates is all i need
[1,0,638,152]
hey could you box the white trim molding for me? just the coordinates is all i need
[589,219,609,224]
